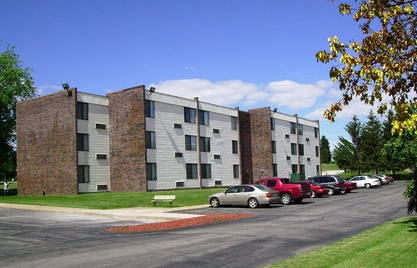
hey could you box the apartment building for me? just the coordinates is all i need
[16,85,320,195]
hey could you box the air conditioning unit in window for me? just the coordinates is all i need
[214,154,221,159]
[285,134,290,138]
[286,156,291,160]
[96,185,108,191]
[176,181,185,187]
[215,180,222,186]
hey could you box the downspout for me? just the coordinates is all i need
[195,97,202,189]
[295,114,301,173]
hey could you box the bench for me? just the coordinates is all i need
[151,195,176,207]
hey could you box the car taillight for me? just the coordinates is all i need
[265,193,272,197]
[335,182,340,186]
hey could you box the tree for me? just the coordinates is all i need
[333,136,355,172]
[383,129,417,214]
[344,115,363,173]
[316,0,417,134]
[360,111,384,173]
[320,136,332,164]
[0,44,36,176]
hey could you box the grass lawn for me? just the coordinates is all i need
[266,216,417,268]
[0,187,226,209]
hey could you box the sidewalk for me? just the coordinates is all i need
[0,202,209,223]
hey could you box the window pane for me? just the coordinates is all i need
[146,163,157,180]
[199,110,209,125]
[299,144,304,155]
[77,102,88,120]
[233,165,239,178]
[186,164,198,179]
[291,143,297,155]
[232,140,238,154]
[272,141,276,154]
[146,131,156,149]
[185,135,197,151]
[77,134,89,151]
[145,100,155,118]
[231,116,238,130]
[77,165,90,183]
[201,164,211,179]
[298,124,303,135]
[184,107,196,123]
[271,118,275,131]
[200,137,210,152]
[290,122,296,134]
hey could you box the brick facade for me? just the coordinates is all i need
[238,111,253,184]
[16,89,77,195]
[107,86,147,192]
[249,107,274,180]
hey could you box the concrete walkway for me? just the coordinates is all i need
[0,202,209,223]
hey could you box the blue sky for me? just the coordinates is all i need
[1,0,383,150]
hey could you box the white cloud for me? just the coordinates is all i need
[36,84,62,96]
[266,80,332,109]
[150,79,258,107]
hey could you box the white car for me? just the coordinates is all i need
[349,175,381,188]
[374,174,390,185]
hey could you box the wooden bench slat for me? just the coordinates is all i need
[151,195,176,206]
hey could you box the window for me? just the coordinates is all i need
[95,123,106,129]
[146,131,156,149]
[200,137,210,152]
[214,154,221,159]
[273,164,278,177]
[184,107,196,123]
[213,128,220,134]
[146,163,157,181]
[315,127,319,138]
[77,102,88,120]
[145,100,155,118]
[290,122,296,134]
[185,135,197,151]
[316,165,320,175]
[271,118,275,131]
[272,140,276,154]
[175,152,183,157]
[299,144,304,156]
[232,140,238,154]
[199,110,209,125]
[233,165,239,178]
[292,164,298,174]
[174,123,182,129]
[231,116,238,130]
[298,124,304,135]
[77,165,90,183]
[201,164,211,179]
[316,146,319,157]
[291,143,297,155]
[186,164,198,179]
[77,134,89,151]
[300,165,305,174]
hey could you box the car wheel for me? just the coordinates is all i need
[327,188,334,196]
[281,193,293,205]
[365,183,371,189]
[210,197,220,207]
[248,198,259,208]
[310,191,317,198]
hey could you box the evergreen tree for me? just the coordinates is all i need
[344,115,362,174]
[320,136,331,164]
[361,111,383,173]
[333,136,355,172]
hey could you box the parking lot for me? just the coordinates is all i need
[0,182,409,268]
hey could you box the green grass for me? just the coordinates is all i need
[0,187,226,209]
[266,216,417,268]
[321,163,339,172]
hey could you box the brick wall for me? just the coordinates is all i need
[238,110,253,184]
[107,86,147,192]
[16,89,77,195]
[249,107,273,180]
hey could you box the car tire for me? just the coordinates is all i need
[365,183,371,189]
[248,198,259,208]
[281,193,292,205]
[327,188,334,196]
[210,197,220,207]
[310,191,317,198]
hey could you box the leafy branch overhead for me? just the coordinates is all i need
[316,0,417,134]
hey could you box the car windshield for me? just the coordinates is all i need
[253,185,269,191]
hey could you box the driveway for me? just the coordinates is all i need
[0,182,409,268]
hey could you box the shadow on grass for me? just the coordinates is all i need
[1,189,17,196]
[393,217,417,232]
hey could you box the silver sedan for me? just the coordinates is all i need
[208,184,280,208]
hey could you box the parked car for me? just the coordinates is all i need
[349,175,381,188]
[208,184,280,208]
[299,180,328,198]
[343,179,357,193]
[254,177,311,205]
[374,174,390,185]
[306,175,346,195]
